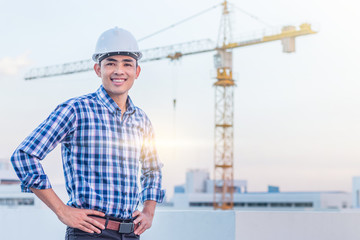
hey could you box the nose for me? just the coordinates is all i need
[114,65,125,75]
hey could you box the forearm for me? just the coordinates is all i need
[31,188,106,233]
[30,188,66,216]
[142,200,157,217]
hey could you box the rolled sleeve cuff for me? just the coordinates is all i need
[140,188,166,203]
[21,174,52,193]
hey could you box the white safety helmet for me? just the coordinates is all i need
[92,27,142,62]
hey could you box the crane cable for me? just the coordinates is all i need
[229,3,273,28]
[138,3,221,42]
[171,61,179,163]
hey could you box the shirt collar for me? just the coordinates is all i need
[96,85,136,114]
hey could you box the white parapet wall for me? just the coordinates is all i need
[2,209,360,240]
[143,210,236,239]
[234,211,360,240]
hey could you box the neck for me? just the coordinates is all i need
[109,93,128,113]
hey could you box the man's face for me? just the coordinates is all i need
[94,55,141,100]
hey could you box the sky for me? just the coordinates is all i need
[1,0,360,199]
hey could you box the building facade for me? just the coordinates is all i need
[172,169,351,210]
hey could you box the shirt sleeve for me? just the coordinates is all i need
[10,102,77,193]
[139,118,165,203]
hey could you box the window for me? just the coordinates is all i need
[0,198,34,206]
[247,202,268,207]
[189,202,213,207]
[270,202,292,207]
[294,202,313,207]
[233,202,245,207]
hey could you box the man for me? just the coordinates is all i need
[10,27,165,239]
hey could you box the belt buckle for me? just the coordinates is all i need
[118,222,134,234]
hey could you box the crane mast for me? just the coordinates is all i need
[213,0,235,210]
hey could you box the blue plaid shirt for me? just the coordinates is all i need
[11,86,165,219]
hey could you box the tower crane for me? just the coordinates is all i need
[24,0,317,210]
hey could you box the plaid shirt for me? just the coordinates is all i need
[11,86,165,219]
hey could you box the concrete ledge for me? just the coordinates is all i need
[143,210,235,239]
[235,211,360,240]
[1,209,360,240]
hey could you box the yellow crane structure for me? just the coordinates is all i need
[24,0,317,210]
[212,1,316,210]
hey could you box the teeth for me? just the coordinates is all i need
[113,79,124,83]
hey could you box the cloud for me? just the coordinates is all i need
[0,52,32,77]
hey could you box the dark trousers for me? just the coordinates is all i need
[65,227,140,240]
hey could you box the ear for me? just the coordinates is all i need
[94,63,101,77]
[135,65,141,79]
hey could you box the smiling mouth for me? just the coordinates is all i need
[111,78,126,83]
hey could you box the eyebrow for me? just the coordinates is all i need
[105,58,135,63]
